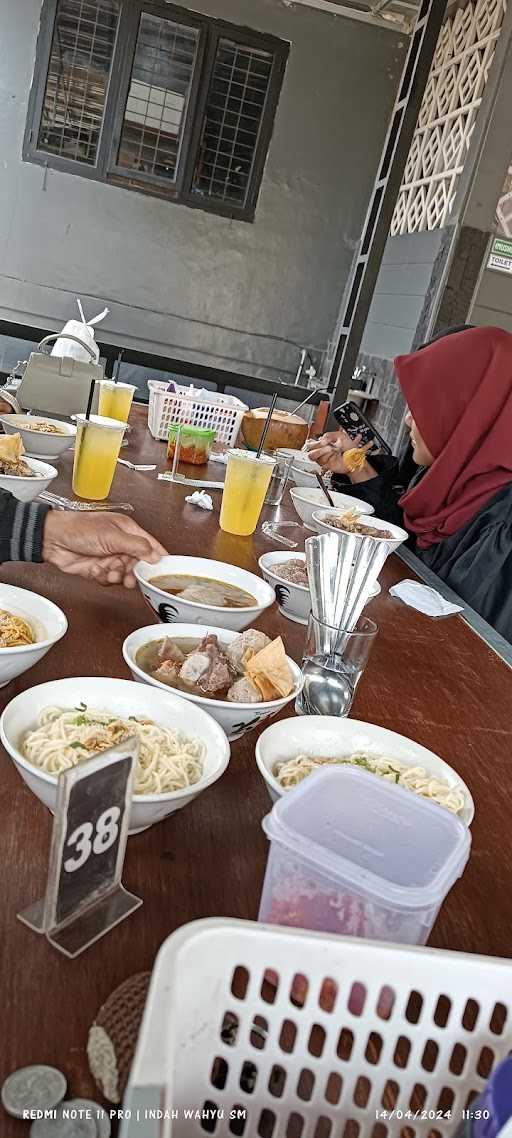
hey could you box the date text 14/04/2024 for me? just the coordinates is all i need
[375,1111,491,1122]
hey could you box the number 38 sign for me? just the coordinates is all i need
[19,739,142,958]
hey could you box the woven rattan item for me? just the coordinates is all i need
[87,973,150,1104]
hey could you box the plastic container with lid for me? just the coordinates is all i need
[167,423,216,466]
[259,766,471,945]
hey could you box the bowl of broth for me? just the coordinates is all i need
[134,556,276,633]
[123,624,303,741]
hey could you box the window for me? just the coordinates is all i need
[25,0,289,220]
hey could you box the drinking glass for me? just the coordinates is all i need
[72,414,126,501]
[264,454,294,506]
[97,381,136,422]
[296,612,377,717]
[220,449,276,536]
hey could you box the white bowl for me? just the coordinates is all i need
[255,716,474,825]
[0,456,58,502]
[123,624,303,742]
[134,556,275,633]
[0,414,76,459]
[0,584,67,688]
[0,676,230,833]
[290,486,374,532]
[312,509,409,551]
[258,551,380,626]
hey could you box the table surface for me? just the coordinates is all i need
[2,407,512,1130]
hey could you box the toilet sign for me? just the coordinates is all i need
[488,237,512,275]
[18,739,142,957]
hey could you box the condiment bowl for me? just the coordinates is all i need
[255,715,474,824]
[0,676,230,833]
[0,414,76,459]
[258,551,380,626]
[123,624,303,742]
[0,584,67,687]
[0,456,58,502]
[134,555,275,633]
[290,486,374,531]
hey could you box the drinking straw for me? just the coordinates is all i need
[113,351,123,383]
[315,471,335,507]
[170,425,182,481]
[294,388,318,416]
[256,393,277,459]
[84,376,95,421]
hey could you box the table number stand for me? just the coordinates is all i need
[18,739,142,958]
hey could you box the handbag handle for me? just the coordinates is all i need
[37,333,97,361]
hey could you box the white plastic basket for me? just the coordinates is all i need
[147,381,248,445]
[122,919,512,1138]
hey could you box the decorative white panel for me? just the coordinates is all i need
[496,165,512,236]
[391,0,506,236]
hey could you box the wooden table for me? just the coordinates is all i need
[2,407,511,1131]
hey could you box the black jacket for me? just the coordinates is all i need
[0,489,48,563]
[332,459,512,643]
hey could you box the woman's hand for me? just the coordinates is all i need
[308,431,375,480]
[42,511,167,588]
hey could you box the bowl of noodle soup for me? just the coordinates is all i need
[255,716,474,825]
[0,584,67,688]
[0,676,230,833]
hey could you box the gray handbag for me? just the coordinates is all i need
[5,333,102,418]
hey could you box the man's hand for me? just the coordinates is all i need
[42,511,167,588]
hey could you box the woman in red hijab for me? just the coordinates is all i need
[309,326,512,641]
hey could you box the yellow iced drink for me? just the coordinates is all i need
[72,415,126,501]
[97,381,136,422]
[220,449,276,536]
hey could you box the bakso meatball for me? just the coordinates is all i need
[227,677,262,703]
[226,629,271,675]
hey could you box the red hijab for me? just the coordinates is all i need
[395,326,512,549]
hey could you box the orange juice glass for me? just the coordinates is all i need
[97,381,136,422]
[72,414,126,500]
[220,449,276,536]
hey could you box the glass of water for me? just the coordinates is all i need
[296,613,378,717]
[264,454,294,507]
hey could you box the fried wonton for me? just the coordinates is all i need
[246,636,294,701]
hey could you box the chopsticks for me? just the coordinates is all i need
[315,471,335,507]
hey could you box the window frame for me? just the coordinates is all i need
[23,0,289,221]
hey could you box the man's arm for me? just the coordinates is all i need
[0,489,50,564]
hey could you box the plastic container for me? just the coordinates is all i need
[147,380,247,445]
[121,917,512,1138]
[167,423,216,465]
[259,766,471,944]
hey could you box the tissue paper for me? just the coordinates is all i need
[389,580,463,617]
[185,490,213,511]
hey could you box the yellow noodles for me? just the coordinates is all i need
[22,706,205,795]
[274,752,466,814]
[0,610,35,647]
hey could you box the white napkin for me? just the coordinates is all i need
[184,489,213,511]
[210,452,229,465]
[389,579,463,617]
